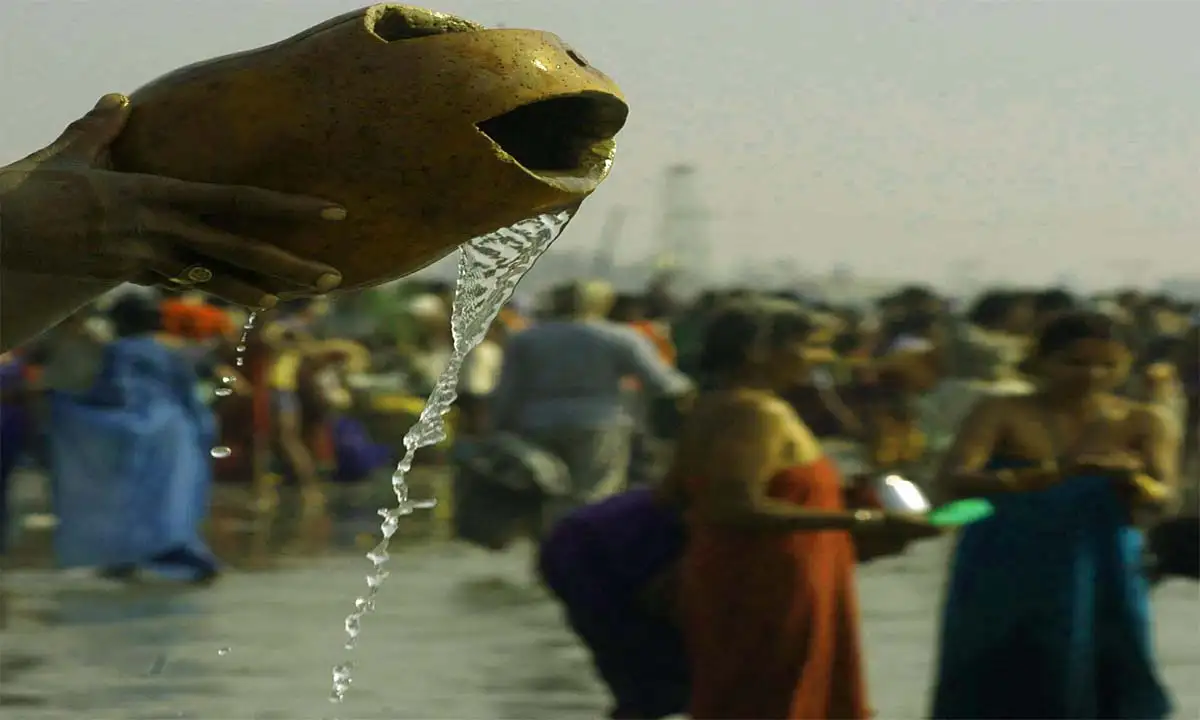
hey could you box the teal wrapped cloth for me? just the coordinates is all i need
[933,467,1170,719]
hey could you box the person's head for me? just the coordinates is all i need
[549,279,615,320]
[108,293,163,338]
[693,290,721,315]
[1022,311,1130,398]
[967,291,1028,332]
[893,285,941,314]
[643,288,676,321]
[1032,288,1078,324]
[699,299,823,391]
[609,293,646,323]
[1115,289,1145,311]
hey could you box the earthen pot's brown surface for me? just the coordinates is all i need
[110,4,628,290]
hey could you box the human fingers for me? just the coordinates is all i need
[39,94,132,165]
[134,176,347,222]
[146,257,279,309]
[184,274,279,310]
[142,212,342,293]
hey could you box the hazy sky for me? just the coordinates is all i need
[3,1,1197,288]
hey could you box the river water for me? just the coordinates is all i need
[2,504,1198,719]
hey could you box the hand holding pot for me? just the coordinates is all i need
[0,94,346,307]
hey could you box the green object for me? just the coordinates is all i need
[927,498,995,527]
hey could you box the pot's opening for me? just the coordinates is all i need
[477,93,629,173]
[367,5,482,42]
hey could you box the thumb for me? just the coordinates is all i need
[43,94,131,164]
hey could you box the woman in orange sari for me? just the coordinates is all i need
[671,299,942,719]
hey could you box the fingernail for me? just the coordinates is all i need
[94,94,129,111]
[315,273,342,293]
[257,294,279,310]
[321,207,347,221]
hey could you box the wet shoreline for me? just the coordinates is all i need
[3,530,1198,719]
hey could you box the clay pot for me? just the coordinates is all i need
[110,4,628,290]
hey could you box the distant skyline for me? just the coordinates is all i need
[3,1,1197,289]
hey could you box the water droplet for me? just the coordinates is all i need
[379,513,399,539]
[217,647,231,656]
[365,544,389,565]
[330,663,354,703]
[211,314,257,455]
[330,209,573,701]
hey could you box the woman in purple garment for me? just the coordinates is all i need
[538,485,688,720]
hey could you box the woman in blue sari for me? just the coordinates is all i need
[932,311,1179,719]
[49,293,219,584]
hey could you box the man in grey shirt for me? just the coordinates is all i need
[489,281,692,523]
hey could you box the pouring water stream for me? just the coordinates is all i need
[329,209,576,703]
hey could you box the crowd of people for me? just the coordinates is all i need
[1,270,1197,718]
[520,280,1198,719]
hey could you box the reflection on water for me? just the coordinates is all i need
[3,493,1199,719]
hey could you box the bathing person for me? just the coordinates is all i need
[490,280,692,529]
[673,299,942,719]
[538,485,688,720]
[932,311,1177,719]
[0,94,346,351]
[50,293,222,583]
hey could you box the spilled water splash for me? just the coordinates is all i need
[210,311,258,459]
[330,208,575,703]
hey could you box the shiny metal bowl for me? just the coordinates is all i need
[853,473,932,514]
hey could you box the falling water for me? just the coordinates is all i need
[210,311,258,459]
[330,208,576,704]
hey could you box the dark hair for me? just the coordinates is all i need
[609,293,644,322]
[643,290,675,320]
[893,284,939,309]
[967,291,1021,329]
[424,280,454,297]
[698,300,815,379]
[694,291,721,311]
[108,293,163,338]
[1033,288,1077,317]
[1031,311,1122,359]
[547,282,582,318]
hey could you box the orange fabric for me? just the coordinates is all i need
[498,307,528,334]
[681,457,868,719]
[631,320,677,365]
[22,364,42,385]
[161,301,234,341]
